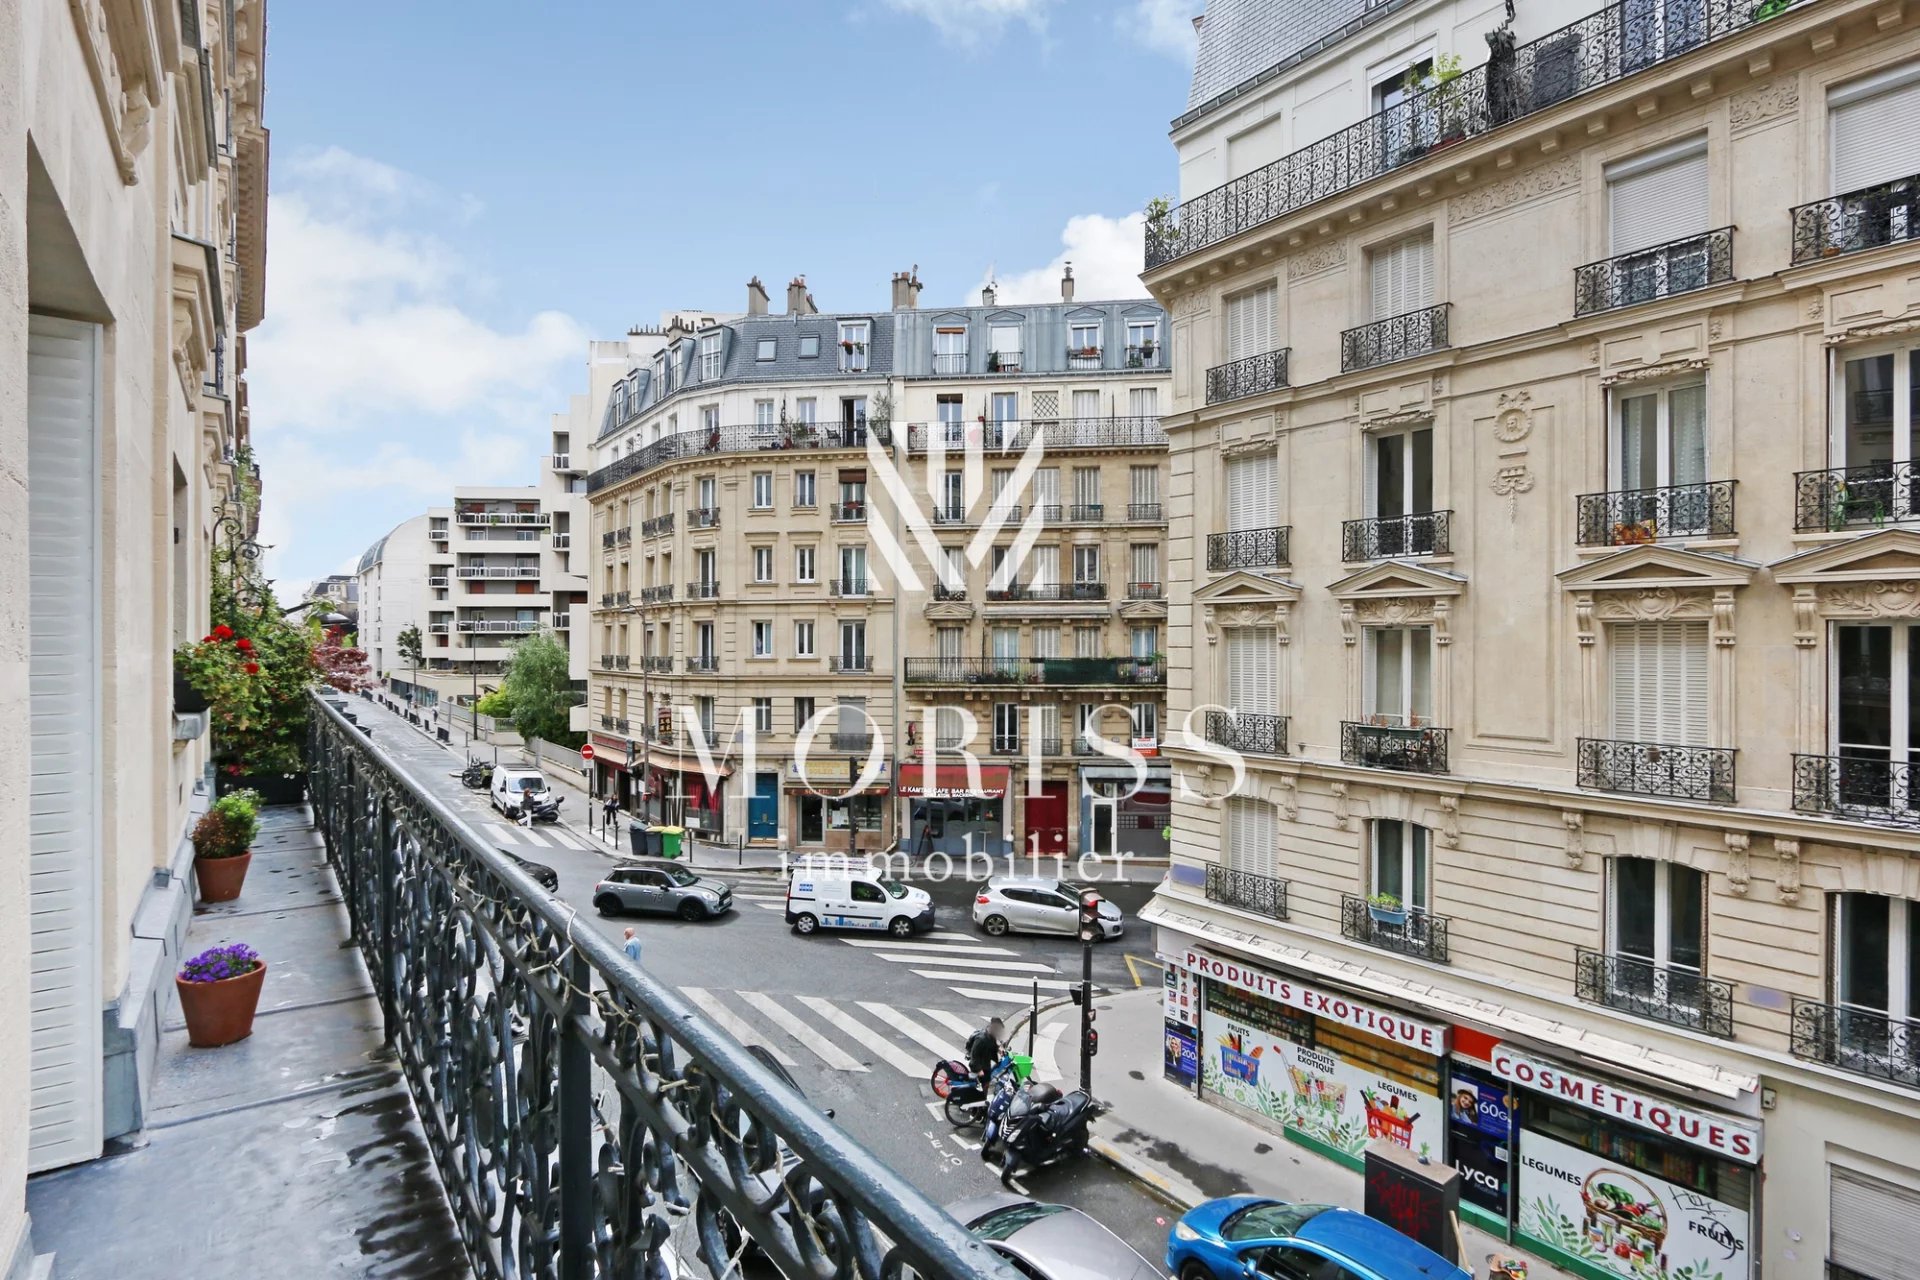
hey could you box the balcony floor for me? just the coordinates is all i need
[25,805,469,1279]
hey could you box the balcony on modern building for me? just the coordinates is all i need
[551,532,571,550]
[1205,349,1289,405]
[1791,998,1920,1090]
[1575,947,1734,1038]
[904,656,1165,687]
[427,622,452,635]
[904,417,1167,454]
[428,521,449,542]
[688,506,721,530]
[1792,170,1920,265]
[1340,304,1450,373]
[1575,481,1736,546]
[1205,710,1288,757]
[641,513,675,538]
[1793,753,1920,828]
[552,612,571,631]
[1795,463,1919,533]
[1342,511,1452,561]
[1208,525,1290,572]
[1127,502,1164,523]
[1205,864,1289,920]
[640,584,676,604]
[1126,581,1164,601]
[686,656,719,674]
[1573,228,1734,317]
[456,618,542,635]
[458,564,542,579]
[827,655,874,674]
[459,510,550,527]
[1341,721,1449,774]
[1340,894,1450,964]
[683,580,717,601]
[1143,0,1805,270]
[602,527,632,549]
[551,452,574,471]
[1577,737,1735,804]
[428,575,449,589]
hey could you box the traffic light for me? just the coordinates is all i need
[1067,987,1085,1007]
[1077,890,1102,942]
[1085,1028,1100,1058]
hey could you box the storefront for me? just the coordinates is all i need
[900,763,1011,857]
[590,732,631,808]
[788,757,891,852]
[1079,764,1171,860]
[633,754,729,838]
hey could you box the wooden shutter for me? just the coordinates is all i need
[1226,453,1277,531]
[1607,138,1709,255]
[1832,1166,1920,1280]
[1831,63,1920,192]
[1370,234,1433,320]
[1609,620,1710,744]
[1226,629,1277,716]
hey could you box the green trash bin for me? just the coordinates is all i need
[658,826,685,860]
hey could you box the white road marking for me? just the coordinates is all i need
[678,987,799,1067]
[841,941,1021,957]
[921,1009,979,1038]
[753,902,785,911]
[736,991,869,1073]
[910,971,1080,989]
[1032,1016,1068,1084]
[856,1002,963,1061]
[877,955,1054,973]
[796,996,925,1078]
[948,988,1039,1004]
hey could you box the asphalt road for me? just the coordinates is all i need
[343,695,1184,1272]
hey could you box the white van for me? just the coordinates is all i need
[784,865,934,937]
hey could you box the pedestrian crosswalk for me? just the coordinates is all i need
[486,819,599,852]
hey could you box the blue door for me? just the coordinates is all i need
[749,772,779,840]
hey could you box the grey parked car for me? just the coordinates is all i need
[931,1194,1162,1280]
[593,860,733,921]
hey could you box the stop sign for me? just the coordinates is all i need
[580,743,595,764]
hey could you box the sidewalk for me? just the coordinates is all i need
[1030,987,1570,1280]
[25,805,468,1279]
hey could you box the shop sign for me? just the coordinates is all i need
[1182,949,1449,1054]
[1163,964,1197,1028]
[789,758,854,786]
[1491,1046,1760,1163]
[1164,1022,1198,1085]
[1201,1006,1445,1161]
[1448,1063,1513,1215]
[1517,1130,1751,1280]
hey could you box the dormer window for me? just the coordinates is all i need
[757,337,777,362]
[839,321,870,372]
[699,332,722,380]
[799,334,821,359]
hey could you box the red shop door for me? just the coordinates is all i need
[1024,782,1069,856]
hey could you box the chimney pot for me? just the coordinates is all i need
[1060,261,1075,303]
[982,281,997,306]
[786,275,815,316]
[746,276,770,316]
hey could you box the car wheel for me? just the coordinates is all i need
[888,916,914,938]
[593,894,622,917]
[677,899,706,922]
[792,913,818,936]
[1179,1265,1218,1280]
[982,914,1009,937]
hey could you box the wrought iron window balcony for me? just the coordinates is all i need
[1339,894,1450,964]
[1574,228,1734,316]
[1209,525,1291,571]
[685,656,718,673]
[684,581,718,600]
[1067,504,1106,522]
[831,733,874,752]
[599,714,630,733]
[1341,304,1450,372]
[930,506,970,526]
[932,583,968,601]
[639,585,674,604]
[1576,480,1735,545]
[1791,997,1920,1089]
[931,352,969,375]
[1124,343,1161,368]
[904,418,1167,454]
[1792,171,1920,265]
[1018,583,1108,602]
[1127,582,1164,600]
[1029,504,1061,523]
[830,577,871,597]
[687,506,721,530]
[1067,347,1104,369]
[1793,753,1920,827]
[1794,462,1919,532]
[1206,349,1290,404]
[1577,737,1735,803]
[614,590,630,606]
[1206,710,1289,757]
[990,736,1022,756]
[598,655,618,670]
[1343,510,1451,560]
[1341,721,1449,773]
[1127,502,1163,522]
[641,514,675,538]
[1206,865,1289,920]
[828,655,874,673]
[602,528,632,548]
[1575,947,1733,1037]
[987,350,1022,373]
[642,656,674,673]
[985,583,1027,602]
[833,501,867,523]
[904,656,1163,686]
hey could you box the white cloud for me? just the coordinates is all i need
[1121,0,1202,62]
[971,211,1149,305]
[882,0,1053,47]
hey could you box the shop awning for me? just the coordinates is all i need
[635,753,733,778]
[898,763,1010,800]
[590,733,629,770]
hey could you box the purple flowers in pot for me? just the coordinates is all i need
[179,943,262,984]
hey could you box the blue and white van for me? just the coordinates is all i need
[784,865,935,937]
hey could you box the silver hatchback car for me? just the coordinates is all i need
[972,876,1123,940]
[593,860,734,921]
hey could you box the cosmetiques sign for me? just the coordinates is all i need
[1181,949,1449,1055]
[1492,1046,1760,1163]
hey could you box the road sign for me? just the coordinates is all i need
[580,744,596,764]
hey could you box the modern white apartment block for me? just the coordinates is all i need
[1143,3,1920,1280]
[356,513,433,683]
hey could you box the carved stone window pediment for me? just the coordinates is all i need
[1195,571,1301,647]
[1327,560,1466,647]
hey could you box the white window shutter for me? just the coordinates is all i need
[1226,629,1276,716]
[1832,1166,1920,1280]
[1225,454,1276,531]
[1609,620,1709,744]
[1225,285,1276,361]
[1370,234,1433,319]
[1606,140,1710,255]
[1831,64,1920,192]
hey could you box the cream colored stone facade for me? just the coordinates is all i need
[1147,3,1920,1279]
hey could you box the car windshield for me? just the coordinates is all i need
[660,866,698,886]
[1222,1202,1335,1242]
[512,776,545,793]
[879,879,908,899]
[970,1202,1068,1241]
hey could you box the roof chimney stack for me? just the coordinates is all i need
[908,265,923,308]
[786,275,816,316]
[1061,262,1075,304]
[981,280,997,307]
[746,276,770,316]
[891,271,913,310]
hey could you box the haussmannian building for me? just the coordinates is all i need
[1142,3,1920,1280]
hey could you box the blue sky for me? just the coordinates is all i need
[252,0,1201,595]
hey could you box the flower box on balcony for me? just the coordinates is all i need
[1367,893,1408,927]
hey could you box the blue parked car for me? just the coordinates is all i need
[1167,1197,1473,1280]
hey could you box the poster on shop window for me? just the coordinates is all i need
[1517,1131,1751,1280]
[1200,1007,1443,1161]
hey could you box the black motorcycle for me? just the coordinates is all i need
[997,1084,1102,1185]
[459,758,490,790]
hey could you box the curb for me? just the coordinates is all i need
[1004,994,1075,1044]
[1087,1136,1203,1213]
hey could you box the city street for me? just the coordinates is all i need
[347,695,1185,1266]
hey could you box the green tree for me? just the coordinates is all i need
[499,629,583,747]
[473,687,513,718]
[395,623,424,694]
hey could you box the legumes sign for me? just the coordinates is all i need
[1181,949,1449,1055]
[1492,1045,1761,1162]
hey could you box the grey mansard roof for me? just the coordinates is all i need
[1182,0,1420,128]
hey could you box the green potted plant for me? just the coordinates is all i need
[175,943,266,1047]
[192,789,261,902]
[1367,891,1408,927]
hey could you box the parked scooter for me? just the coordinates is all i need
[459,757,490,790]
[976,1064,1028,1162]
[996,1084,1104,1185]
[930,1053,1031,1128]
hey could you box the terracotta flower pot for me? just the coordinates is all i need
[176,962,267,1047]
[195,851,253,903]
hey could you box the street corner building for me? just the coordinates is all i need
[0,0,271,1272]
[1144,3,1920,1280]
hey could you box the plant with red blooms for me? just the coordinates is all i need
[176,608,321,777]
[313,627,376,693]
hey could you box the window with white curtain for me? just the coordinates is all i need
[1369,233,1433,320]
[1224,797,1278,879]
[1225,284,1276,362]
[1226,453,1277,532]
[1072,546,1100,584]
[1129,387,1159,418]
[1075,626,1101,658]
[1226,628,1278,717]
[1131,544,1159,590]
[1365,626,1432,727]
[1614,383,1706,495]
[1034,467,1060,514]
[1071,389,1100,419]
[1032,628,1059,659]
[1029,545,1059,590]
[1829,62,1920,193]
[1073,466,1102,510]
[1130,466,1160,508]
[1609,620,1709,745]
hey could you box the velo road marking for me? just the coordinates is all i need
[679,987,798,1067]
[796,996,924,1078]
[735,991,868,1073]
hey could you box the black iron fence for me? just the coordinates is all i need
[1573,227,1734,316]
[1205,710,1289,756]
[1791,997,1920,1088]
[1127,502,1163,522]
[1342,510,1452,560]
[1208,525,1290,571]
[904,418,1167,454]
[1792,171,1920,265]
[1339,894,1450,964]
[685,581,719,600]
[1794,463,1918,532]
[587,422,879,495]
[1575,480,1735,545]
[1793,753,1920,826]
[1341,721,1449,773]
[1206,349,1291,404]
[307,698,1016,1280]
[1206,865,1290,920]
[904,656,1165,686]
[1341,304,1450,372]
[829,655,874,673]
[1575,947,1734,1037]
[639,585,674,604]
[1577,737,1735,803]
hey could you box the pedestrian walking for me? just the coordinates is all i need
[603,792,620,833]
[622,927,641,965]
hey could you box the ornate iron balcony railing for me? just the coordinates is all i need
[1067,503,1106,522]
[833,501,867,523]
[688,506,721,530]
[829,578,871,597]
[1342,510,1452,560]
[832,733,875,752]
[639,585,674,604]
[1577,737,1735,803]
[1206,349,1291,405]
[1127,582,1164,600]
[685,656,718,673]
[1205,710,1288,757]
[1208,525,1290,572]
[990,736,1022,756]
[1144,0,1811,269]
[828,655,874,674]
[1341,721,1449,773]
[1206,865,1290,920]
[1574,947,1733,1037]
[1575,480,1736,545]
[1127,502,1163,522]
[641,513,675,538]
[1124,343,1161,368]
[903,656,1164,686]
[307,699,1017,1280]
[1792,171,1920,265]
[586,422,880,495]
[1794,462,1919,532]
[684,581,718,600]
[1339,893,1450,964]
[904,417,1167,454]
[1574,227,1734,316]
[1341,303,1450,372]
[932,583,968,602]
[602,527,631,548]
[1793,753,1920,827]
[1791,997,1920,1089]
[641,656,673,673]
[598,714,629,733]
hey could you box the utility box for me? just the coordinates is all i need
[1363,1139,1461,1265]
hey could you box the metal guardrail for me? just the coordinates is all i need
[1577,737,1734,803]
[904,418,1167,454]
[1206,349,1290,404]
[1341,721,1449,773]
[587,422,880,495]
[1795,463,1918,532]
[1205,710,1288,757]
[1342,510,1451,560]
[1575,947,1734,1037]
[1574,227,1734,316]
[307,697,1017,1280]
[1339,893,1451,964]
[1792,752,1920,826]
[1340,303,1450,372]
[1792,171,1920,265]
[1208,526,1290,571]
[903,657,1165,686]
[1127,503,1163,522]
[1576,480,1735,545]
[1791,996,1920,1088]
[1206,864,1289,919]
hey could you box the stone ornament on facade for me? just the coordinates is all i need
[1449,155,1579,225]
[1172,290,1210,318]
[1490,465,1535,515]
[1825,317,1920,347]
[1815,581,1920,617]
[1330,781,1352,831]
[1563,810,1586,868]
[1276,774,1298,821]
[1436,795,1461,848]
[1287,240,1345,281]
[1726,831,1752,895]
[1729,77,1798,129]
[1773,837,1801,903]
[1492,392,1534,444]
[1601,357,1712,388]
